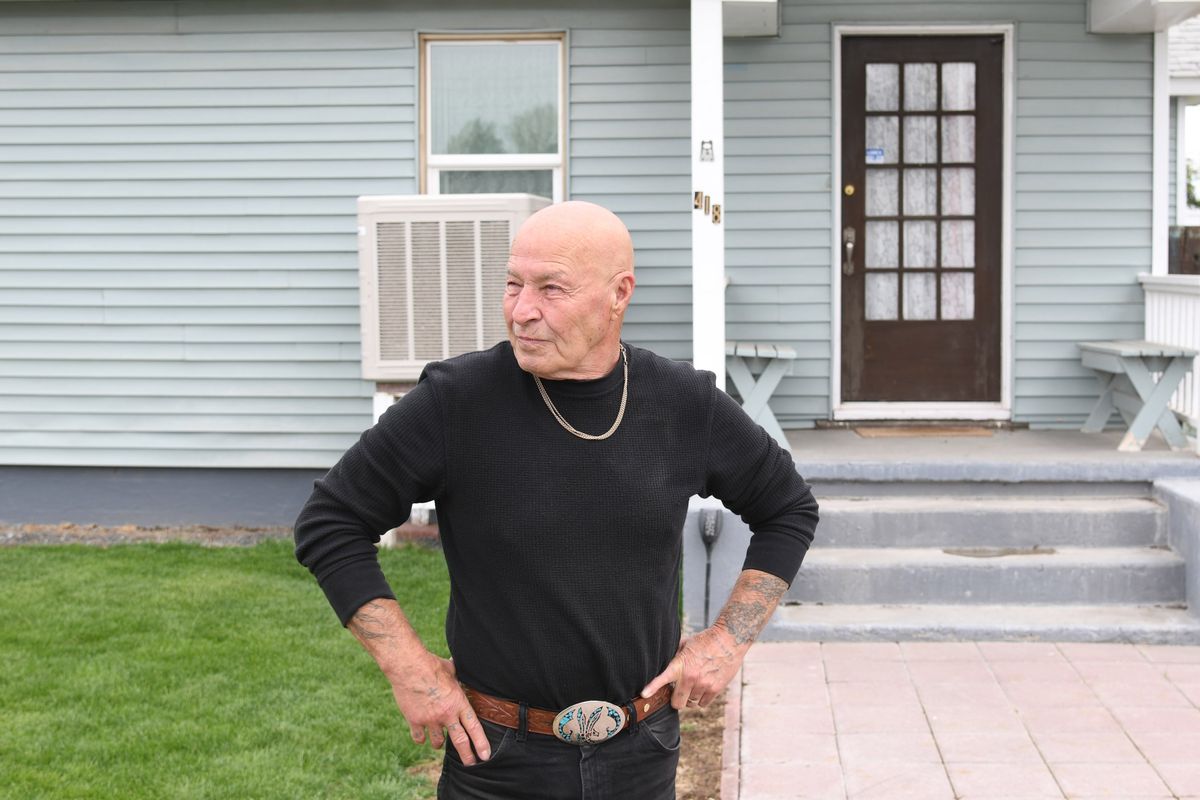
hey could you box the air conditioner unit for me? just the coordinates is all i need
[358,193,551,381]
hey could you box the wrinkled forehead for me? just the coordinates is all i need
[507,231,610,285]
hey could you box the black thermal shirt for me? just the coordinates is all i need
[294,341,818,710]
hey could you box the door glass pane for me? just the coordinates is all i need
[903,116,938,164]
[904,63,937,111]
[903,169,937,216]
[430,42,559,154]
[441,169,554,196]
[866,116,899,164]
[866,169,899,216]
[866,64,899,111]
[941,220,975,268]
[941,168,976,215]
[903,273,936,320]
[866,273,898,320]
[942,62,976,111]
[942,116,975,163]
[866,221,899,268]
[904,221,937,268]
[942,272,975,319]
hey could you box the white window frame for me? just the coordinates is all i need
[1176,95,1200,226]
[420,33,566,202]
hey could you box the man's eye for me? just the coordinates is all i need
[544,285,562,293]
[505,281,521,293]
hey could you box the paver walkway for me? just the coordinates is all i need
[728,641,1200,799]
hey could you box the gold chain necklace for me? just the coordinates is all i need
[532,344,628,441]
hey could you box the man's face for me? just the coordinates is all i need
[503,245,620,380]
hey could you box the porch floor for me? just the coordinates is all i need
[785,428,1200,484]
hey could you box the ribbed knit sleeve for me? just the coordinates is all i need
[293,376,447,625]
[703,384,819,585]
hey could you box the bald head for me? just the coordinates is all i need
[503,201,637,379]
[514,201,634,281]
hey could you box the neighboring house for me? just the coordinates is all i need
[0,0,1196,522]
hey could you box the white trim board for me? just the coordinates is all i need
[830,24,1015,422]
[834,403,1010,422]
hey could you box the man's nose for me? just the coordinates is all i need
[510,286,541,323]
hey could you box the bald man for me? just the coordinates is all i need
[294,201,818,799]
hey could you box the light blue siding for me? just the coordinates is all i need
[0,0,1161,470]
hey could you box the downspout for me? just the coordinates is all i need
[691,0,726,388]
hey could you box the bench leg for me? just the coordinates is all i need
[1082,373,1117,433]
[726,356,791,449]
[1119,356,1191,451]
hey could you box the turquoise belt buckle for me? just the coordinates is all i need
[552,700,627,745]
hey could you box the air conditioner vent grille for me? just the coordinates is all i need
[377,222,409,361]
[481,220,512,346]
[358,193,551,381]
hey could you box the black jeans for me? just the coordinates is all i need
[437,706,680,800]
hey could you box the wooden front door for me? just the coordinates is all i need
[841,36,1003,403]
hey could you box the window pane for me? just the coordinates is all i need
[941,168,976,215]
[440,169,554,196]
[942,272,975,319]
[904,221,936,268]
[903,116,938,164]
[866,221,898,268]
[942,63,976,111]
[866,64,899,111]
[904,63,937,111]
[903,168,937,216]
[866,169,898,216]
[942,116,975,163]
[866,116,898,164]
[904,273,936,320]
[942,220,975,268]
[866,273,898,320]
[430,42,559,155]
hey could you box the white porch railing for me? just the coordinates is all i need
[1140,273,1200,438]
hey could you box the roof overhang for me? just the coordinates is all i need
[1090,0,1200,32]
[723,0,778,38]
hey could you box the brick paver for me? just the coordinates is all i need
[733,641,1200,799]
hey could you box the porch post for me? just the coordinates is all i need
[1153,29,1169,276]
[691,0,726,388]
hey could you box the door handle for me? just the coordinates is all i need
[842,226,856,276]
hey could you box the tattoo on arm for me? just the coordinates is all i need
[715,574,787,646]
[348,600,395,642]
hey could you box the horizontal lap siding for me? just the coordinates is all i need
[0,0,696,468]
[722,0,1151,426]
[0,2,405,468]
[1015,10,1151,426]
[725,20,832,421]
[569,14,691,359]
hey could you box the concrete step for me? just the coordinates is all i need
[815,496,1164,548]
[814,480,1156,498]
[765,602,1200,645]
[789,546,1185,605]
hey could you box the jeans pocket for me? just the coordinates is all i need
[639,707,681,754]
[446,719,514,769]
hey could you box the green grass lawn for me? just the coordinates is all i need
[0,541,450,800]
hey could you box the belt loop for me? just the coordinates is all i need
[517,701,528,742]
[624,702,639,736]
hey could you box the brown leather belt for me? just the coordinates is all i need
[463,684,673,741]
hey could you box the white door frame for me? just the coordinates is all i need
[830,24,1015,421]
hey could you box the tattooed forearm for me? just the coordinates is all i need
[348,600,396,642]
[714,571,788,647]
[717,600,769,645]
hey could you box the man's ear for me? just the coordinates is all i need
[611,271,636,317]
